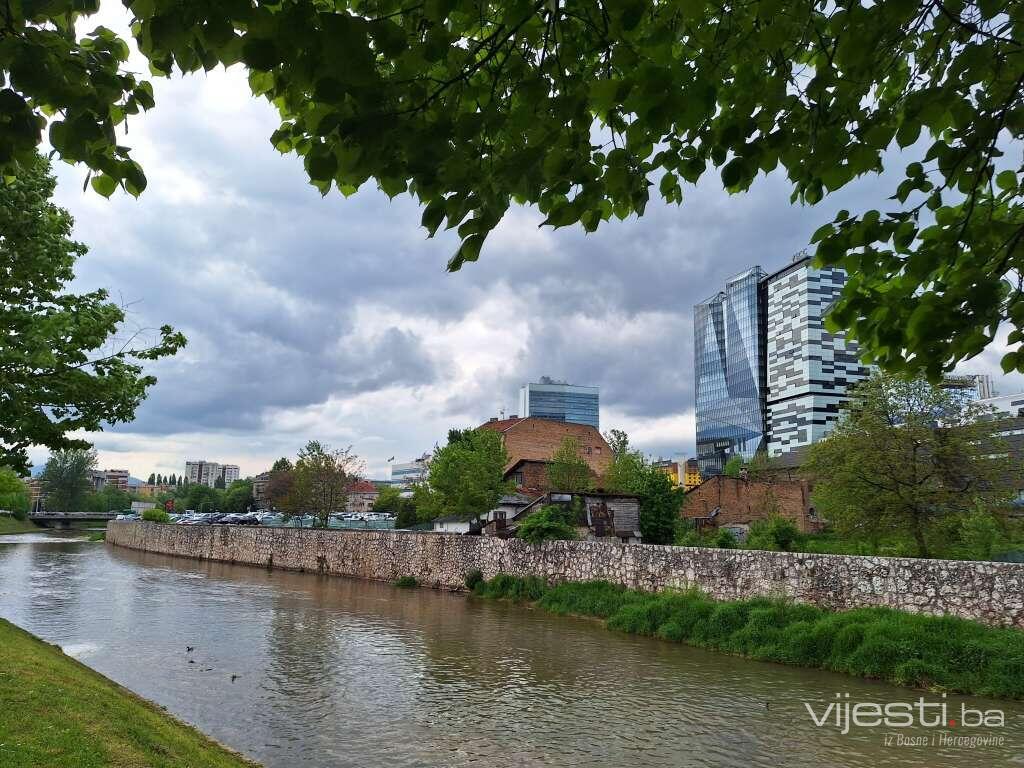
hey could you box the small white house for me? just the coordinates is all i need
[432,515,478,535]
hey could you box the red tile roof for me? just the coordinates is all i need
[347,480,378,494]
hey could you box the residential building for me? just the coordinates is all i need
[695,255,871,475]
[252,471,272,510]
[433,515,481,535]
[694,266,767,476]
[518,378,600,429]
[27,478,44,512]
[483,491,642,544]
[683,475,824,537]
[652,459,680,486]
[90,468,129,493]
[682,459,702,491]
[136,483,174,497]
[185,460,240,488]
[478,416,613,492]
[390,454,430,487]
[346,480,380,514]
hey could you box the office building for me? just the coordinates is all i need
[941,373,996,401]
[694,267,767,475]
[518,378,600,430]
[390,454,430,487]
[764,259,870,457]
[694,255,871,474]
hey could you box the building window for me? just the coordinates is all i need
[512,472,524,486]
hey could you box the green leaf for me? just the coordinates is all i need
[90,174,118,197]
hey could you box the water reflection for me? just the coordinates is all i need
[0,533,1020,768]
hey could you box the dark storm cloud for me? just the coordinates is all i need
[55,62,991,460]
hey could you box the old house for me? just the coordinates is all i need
[477,416,613,492]
[683,475,823,536]
[485,491,642,544]
[345,480,380,514]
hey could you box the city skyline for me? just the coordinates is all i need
[20,4,1023,481]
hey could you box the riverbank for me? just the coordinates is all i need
[472,575,1024,699]
[0,517,42,535]
[0,620,260,768]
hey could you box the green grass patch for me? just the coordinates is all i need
[0,516,43,535]
[394,576,418,588]
[0,619,260,768]
[471,574,1024,699]
[87,531,106,542]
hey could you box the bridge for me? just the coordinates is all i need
[29,512,117,529]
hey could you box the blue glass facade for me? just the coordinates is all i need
[519,383,599,429]
[694,267,766,475]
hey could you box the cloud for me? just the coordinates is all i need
[31,6,1023,479]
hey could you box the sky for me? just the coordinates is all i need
[25,5,1024,480]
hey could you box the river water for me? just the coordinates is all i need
[0,532,1020,767]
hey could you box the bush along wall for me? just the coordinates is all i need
[472,575,1024,700]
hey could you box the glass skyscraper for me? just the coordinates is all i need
[519,381,599,429]
[694,267,767,475]
[695,256,869,475]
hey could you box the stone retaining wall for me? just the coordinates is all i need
[106,522,1024,628]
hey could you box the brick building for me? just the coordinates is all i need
[683,475,823,534]
[345,480,380,514]
[477,416,613,492]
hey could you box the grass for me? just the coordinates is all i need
[394,575,418,588]
[87,531,106,542]
[0,620,261,768]
[473,575,1024,700]
[0,516,43,535]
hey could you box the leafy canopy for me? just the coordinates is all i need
[427,428,510,520]
[602,431,683,544]
[806,372,1021,558]
[547,436,593,492]
[0,153,184,474]
[3,2,1023,376]
[40,448,96,513]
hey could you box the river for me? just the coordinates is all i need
[0,532,1020,767]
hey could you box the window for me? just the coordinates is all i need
[512,472,524,486]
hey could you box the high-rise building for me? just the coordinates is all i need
[185,460,240,488]
[694,267,767,475]
[764,260,870,457]
[694,256,871,474]
[941,373,996,401]
[389,454,430,487]
[519,378,599,429]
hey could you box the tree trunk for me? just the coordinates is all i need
[911,520,929,558]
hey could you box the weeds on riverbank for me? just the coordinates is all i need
[394,576,418,588]
[473,576,1024,699]
[87,531,105,542]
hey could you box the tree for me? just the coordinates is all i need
[86,486,131,514]
[0,467,29,518]
[169,473,177,485]
[374,485,418,527]
[603,437,683,544]
[40,449,96,513]
[265,469,296,513]
[517,505,578,544]
[603,429,631,459]
[214,475,226,490]
[147,473,156,485]
[547,437,592,492]
[723,457,745,478]
[427,429,510,521]
[271,457,293,472]
[223,480,254,513]
[807,373,1021,557]
[291,441,364,527]
[185,483,221,514]
[3,5,1022,379]
[0,154,184,474]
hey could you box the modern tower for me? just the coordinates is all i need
[694,255,870,475]
[518,378,600,430]
[694,267,767,476]
[763,259,870,457]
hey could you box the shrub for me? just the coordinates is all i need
[141,509,170,523]
[745,516,802,552]
[464,569,484,590]
[473,573,548,601]
[517,505,577,544]
[87,531,105,542]
[714,528,738,549]
[394,576,418,588]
